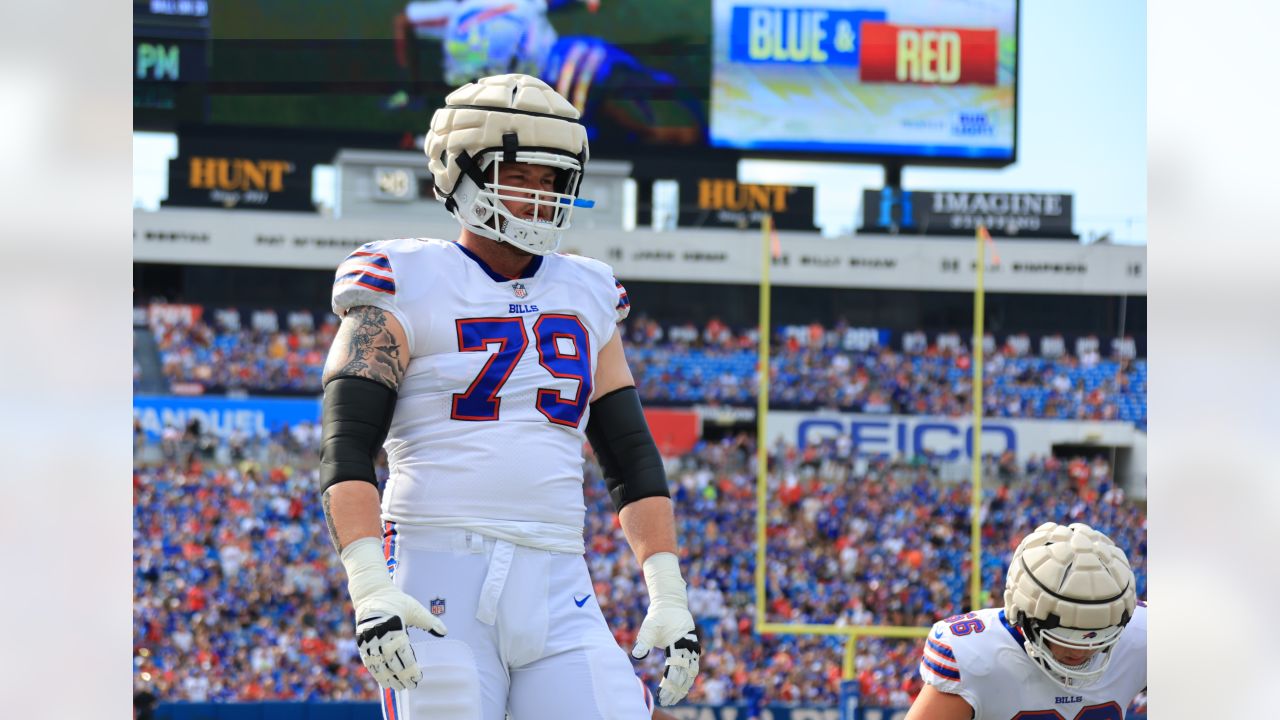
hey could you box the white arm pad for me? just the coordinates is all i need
[341,536,393,609]
[642,552,689,607]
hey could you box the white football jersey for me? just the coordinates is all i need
[920,605,1147,720]
[331,238,630,553]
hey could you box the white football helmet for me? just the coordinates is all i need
[1003,522,1137,689]
[425,73,592,256]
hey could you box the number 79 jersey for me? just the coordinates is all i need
[331,238,630,550]
[920,605,1146,720]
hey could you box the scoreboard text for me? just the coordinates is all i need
[860,23,998,85]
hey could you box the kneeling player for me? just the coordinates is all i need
[905,522,1146,720]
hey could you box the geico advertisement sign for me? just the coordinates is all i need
[778,412,1016,461]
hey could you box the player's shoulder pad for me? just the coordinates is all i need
[342,237,447,265]
[554,250,616,279]
[331,238,437,318]
[923,608,1009,684]
[555,252,630,322]
[921,619,965,689]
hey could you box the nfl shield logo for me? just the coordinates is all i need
[430,598,446,616]
[512,282,527,298]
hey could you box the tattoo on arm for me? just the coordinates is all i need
[323,306,406,389]
[322,490,343,553]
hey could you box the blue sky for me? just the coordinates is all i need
[135,0,1146,243]
[741,0,1147,242]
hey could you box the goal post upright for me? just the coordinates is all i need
[753,212,929,664]
[969,225,988,611]
[754,213,772,633]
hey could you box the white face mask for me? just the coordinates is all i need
[451,151,592,256]
[1025,623,1126,689]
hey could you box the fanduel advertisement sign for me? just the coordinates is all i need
[861,189,1075,238]
[133,396,694,452]
[133,394,321,441]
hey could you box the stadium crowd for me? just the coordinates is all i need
[133,418,1146,710]
[146,307,336,394]
[141,308,1147,429]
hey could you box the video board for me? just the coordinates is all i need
[134,0,212,123]
[710,0,1018,164]
[198,0,710,157]
[137,1,1017,167]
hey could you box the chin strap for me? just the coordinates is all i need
[453,150,489,194]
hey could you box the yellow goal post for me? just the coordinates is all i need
[751,217,990,679]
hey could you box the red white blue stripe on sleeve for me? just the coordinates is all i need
[926,638,956,661]
[335,251,395,295]
[615,279,629,311]
[923,638,960,680]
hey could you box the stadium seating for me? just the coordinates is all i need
[141,308,1146,430]
[132,424,1146,708]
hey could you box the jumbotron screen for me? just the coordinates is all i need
[710,0,1019,164]
[201,0,710,157]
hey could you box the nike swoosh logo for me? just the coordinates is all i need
[934,630,944,639]
[574,594,591,607]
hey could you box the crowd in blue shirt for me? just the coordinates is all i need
[141,309,1146,429]
[133,419,1146,709]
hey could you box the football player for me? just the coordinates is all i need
[385,0,586,110]
[904,522,1146,720]
[319,73,701,719]
[384,0,705,146]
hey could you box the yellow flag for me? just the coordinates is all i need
[977,224,1001,265]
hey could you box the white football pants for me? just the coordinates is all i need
[379,523,654,720]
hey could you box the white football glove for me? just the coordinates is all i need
[631,552,702,706]
[341,537,448,691]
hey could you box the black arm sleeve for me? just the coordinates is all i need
[584,386,670,512]
[319,376,397,493]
